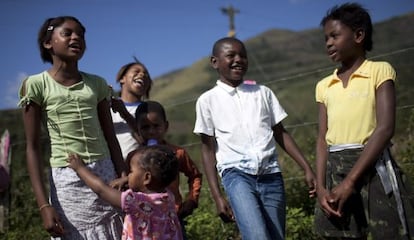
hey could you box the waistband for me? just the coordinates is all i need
[328,143,364,152]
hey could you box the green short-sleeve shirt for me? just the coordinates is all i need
[18,71,112,167]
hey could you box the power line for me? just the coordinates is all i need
[8,48,414,148]
[263,46,414,86]
[162,46,414,109]
[174,103,414,150]
[369,46,414,60]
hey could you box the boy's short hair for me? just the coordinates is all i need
[135,101,167,123]
[320,2,373,51]
[212,37,246,56]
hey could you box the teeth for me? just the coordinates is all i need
[133,78,144,84]
[328,49,336,55]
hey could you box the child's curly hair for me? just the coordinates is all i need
[127,145,178,188]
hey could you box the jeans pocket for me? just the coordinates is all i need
[221,168,240,190]
[221,168,234,178]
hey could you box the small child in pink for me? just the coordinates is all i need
[67,145,182,240]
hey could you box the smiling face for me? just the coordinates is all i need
[323,19,362,63]
[211,39,248,87]
[43,19,86,63]
[120,63,152,102]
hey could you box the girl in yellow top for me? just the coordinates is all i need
[314,3,414,239]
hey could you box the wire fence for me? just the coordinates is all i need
[5,46,414,179]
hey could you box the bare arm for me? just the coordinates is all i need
[110,98,143,144]
[273,122,316,197]
[97,99,127,176]
[67,154,122,208]
[315,102,337,216]
[331,80,396,215]
[315,103,328,189]
[109,175,129,191]
[200,134,234,222]
[22,103,64,237]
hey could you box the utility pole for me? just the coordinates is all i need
[221,5,239,37]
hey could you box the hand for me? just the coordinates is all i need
[304,169,317,198]
[66,153,85,171]
[110,98,127,115]
[40,206,64,237]
[109,176,128,191]
[328,179,355,217]
[215,196,235,223]
[316,187,339,218]
[134,134,145,145]
[178,200,197,219]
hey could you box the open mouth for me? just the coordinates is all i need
[327,49,337,57]
[69,43,81,51]
[133,78,144,86]
[231,65,245,72]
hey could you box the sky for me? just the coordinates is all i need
[1,0,413,110]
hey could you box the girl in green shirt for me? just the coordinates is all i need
[19,16,126,239]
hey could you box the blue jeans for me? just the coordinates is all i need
[222,168,286,240]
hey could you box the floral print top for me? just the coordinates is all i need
[121,189,182,240]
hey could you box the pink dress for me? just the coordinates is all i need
[121,189,183,240]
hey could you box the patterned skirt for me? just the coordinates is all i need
[314,148,414,239]
[50,158,123,240]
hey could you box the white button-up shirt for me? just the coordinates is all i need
[194,80,287,176]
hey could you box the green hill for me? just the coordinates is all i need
[150,12,414,154]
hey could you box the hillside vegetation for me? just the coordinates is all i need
[151,12,414,150]
[1,12,413,239]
